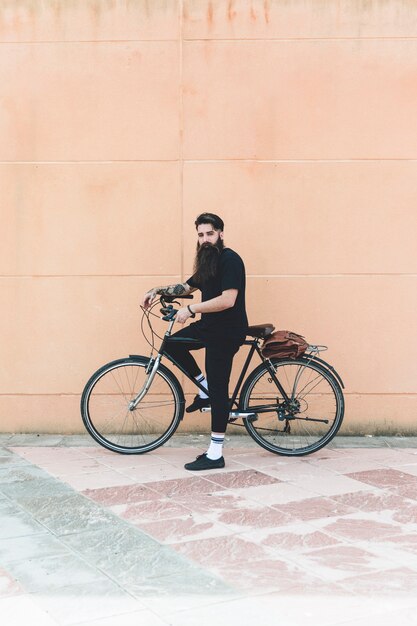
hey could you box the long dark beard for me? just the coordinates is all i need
[193,239,224,285]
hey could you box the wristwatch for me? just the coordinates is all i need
[187,305,196,318]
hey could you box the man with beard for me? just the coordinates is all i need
[141,213,248,470]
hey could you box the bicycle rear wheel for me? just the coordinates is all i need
[81,356,184,454]
[240,357,344,456]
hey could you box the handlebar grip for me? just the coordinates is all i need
[162,294,193,303]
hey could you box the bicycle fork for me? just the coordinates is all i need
[129,319,176,411]
[128,354,161,410]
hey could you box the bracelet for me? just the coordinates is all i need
[187,305,196,318]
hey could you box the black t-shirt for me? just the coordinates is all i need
[186,248,248,342]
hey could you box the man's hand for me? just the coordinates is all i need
[142,289,157,310]
[175,306,193,324]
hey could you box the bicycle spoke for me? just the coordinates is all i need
[242,359,343,456]
[83,360,181,453]
[295,373,327,400]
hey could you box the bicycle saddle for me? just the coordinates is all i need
[246,324,275,339]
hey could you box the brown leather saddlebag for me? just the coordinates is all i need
[262,330,308,360]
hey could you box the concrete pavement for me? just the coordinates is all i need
[1,435,417,625]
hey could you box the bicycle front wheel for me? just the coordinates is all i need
[81,356,184,454]
[240,357,344,456]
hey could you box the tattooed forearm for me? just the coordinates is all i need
[154,283,188,297]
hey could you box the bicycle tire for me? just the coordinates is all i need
[81,356,184,454]
[239,356,344,456]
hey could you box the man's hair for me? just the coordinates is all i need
[195,212,224,232]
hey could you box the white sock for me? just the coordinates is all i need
[195,373,209,399]
[206,433,225,460]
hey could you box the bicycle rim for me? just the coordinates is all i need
[241,358,344,456]
[81,358,182,453]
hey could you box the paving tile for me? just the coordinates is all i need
[171,535,269,567]
[339,567,417,596]
[0,533,69,565]
[0,448,15,458]
[305,456,386,475]
[125,566,234,601]
[391,463,417,477]
[86,454,172,471]
[6,434,64,446]
[0,454,28,467]
[310,514,405,542]
[229,482,315,506]
[342,448,417,466]
[241,524,341,554]
[274,496,356,522]
[286,474,376,497]
[216,505,292,531]
[15,492,120,536]
[6,554,108,593]
[172,491,260,517]
[330,489,408,512]
[0,500,48,539]
[59,526,201,584]
[60,470,137,491]
[30,457,104,476]
[135,512,234,545]
[144,476,225,498]
[69,446,117,458]
[82,483,163,506]
[31,579,143,625]
[115,464,192,483]
[136,573,238,616]
[392,483,417,502]
[347,468,417,489]
[3,440,417,623]
[203,469,281,489]
[232,452,307,471]
[288,545,396,583]
[10,446,90,462]
[379,533,417,554]
[328,491,417,528]
[256,461,338,483]
[0,463,55,485]
[212,557,327,595]
[110,498,193,523]
[139,447,201,462]
[0,474,73,500]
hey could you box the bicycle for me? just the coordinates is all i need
[81,295,345,457]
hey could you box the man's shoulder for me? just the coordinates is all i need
[221,248,244,265]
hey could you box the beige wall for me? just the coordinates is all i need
[1,0,416,434]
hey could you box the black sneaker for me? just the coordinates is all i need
[184,453,225,471]
[185,395,210,413]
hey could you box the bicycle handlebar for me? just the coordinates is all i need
[159,294,194,321]
[161,294,193,303]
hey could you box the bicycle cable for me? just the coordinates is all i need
[139,298,180,354]
[139,302,162,353]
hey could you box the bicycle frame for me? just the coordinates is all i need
[132,316,293,415]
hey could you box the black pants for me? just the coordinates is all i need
[164,322,243,433]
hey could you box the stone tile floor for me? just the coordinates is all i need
[1,435,417,625]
